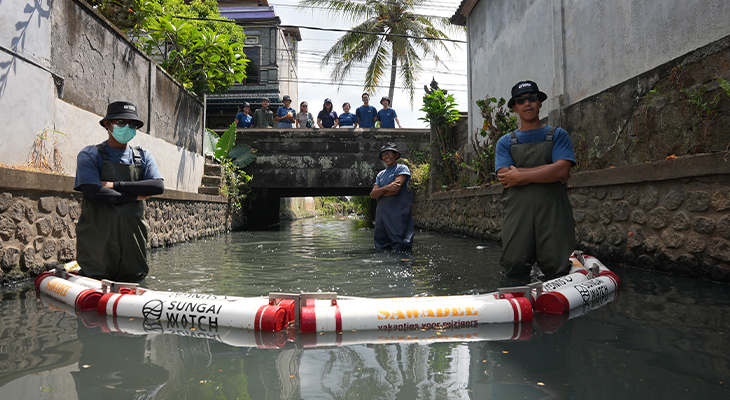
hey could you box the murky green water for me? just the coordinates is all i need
[1,216,729,399]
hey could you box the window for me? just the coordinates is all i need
[243,47,261,85]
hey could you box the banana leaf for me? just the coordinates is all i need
[203,129,219,157]
[214,122,237,160]
[228,143,257,168]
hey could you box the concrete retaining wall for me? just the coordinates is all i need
[461,0,730,138]
[0,168,235,284]
[413,152,730,283]
[0,0,205,193]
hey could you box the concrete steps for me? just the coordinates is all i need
[198,159,222,196]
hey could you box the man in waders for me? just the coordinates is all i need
[370,143,415,250]
[74,101,164,282]
[496,81,576,279]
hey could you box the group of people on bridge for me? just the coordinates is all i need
[234,93,402,130]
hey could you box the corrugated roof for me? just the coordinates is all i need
[450,0,479,26]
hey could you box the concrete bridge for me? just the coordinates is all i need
[224,128,431,227]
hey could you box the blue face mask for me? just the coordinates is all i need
[111,124,137,144]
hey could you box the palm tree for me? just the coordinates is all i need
[298,0,458,105]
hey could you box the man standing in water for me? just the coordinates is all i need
[370,143,414,250]
[496,81,576,279]
[74,101,164,282]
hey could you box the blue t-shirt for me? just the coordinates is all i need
[235,112,252,128]
[74,141,163,190]
[377,108,398,128]
[276,106,296,128]
[375,164,411,190]
[338,112,356,127]
[356,105,378,128]
[317,110,338,128]
[494,125,576,171]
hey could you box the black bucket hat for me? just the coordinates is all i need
[242,102,251,108]
[380,96,391,105]
[99,101,144,128]
[507,80,547,109]
[282,95,292,101]
[379,142,400,159]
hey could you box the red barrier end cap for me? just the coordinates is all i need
[278,299,296,323]
[34,272,54,293]
[514,296,534,321]
[76,289,102,311]
[535,292,571,315]
[300,306,316,333]
[260,306,287,332]
[97,293,116,314]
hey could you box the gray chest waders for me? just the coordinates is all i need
[76,144,149,282]
[499,127,575,278]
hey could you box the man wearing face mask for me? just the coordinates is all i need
[74,101,164,282]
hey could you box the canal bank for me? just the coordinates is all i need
[2,217,729,399]
[413,152,730,283]
[0,168,238,284]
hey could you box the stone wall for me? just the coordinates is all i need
[0,168,236,285]
[413,152,730,283]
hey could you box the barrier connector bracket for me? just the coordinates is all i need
[269,292,338,333]
[587,264,599,280]
[528,281,543,299]
[101,279,140,294]
[53,263,68,279]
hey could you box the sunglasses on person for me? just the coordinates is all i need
[514,94,539,105]
[111,119,142,129]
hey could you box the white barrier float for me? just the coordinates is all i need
[534,274,621,314]
[39,251,620,335]
[97,291,288,332]
[299,295,533,333]
[34,271,102,311]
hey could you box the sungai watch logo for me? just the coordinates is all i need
[143,299,164,320]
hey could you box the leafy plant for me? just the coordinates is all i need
[719,78,730,98]
[213,124,237,160]
[209,123,257,168]
[86,0,153,36]
[680,84,722,152]
[205,123,256,212]
[681,85,720,118]
[400,157,429,194]
[419,87,460,186]
[220,159,252,213]
[140,9,248,95]
[90,0,248,96]
[469,96,518,184]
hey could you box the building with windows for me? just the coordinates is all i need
[207,0,301,128]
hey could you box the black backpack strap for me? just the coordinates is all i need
[131,146,144,166]
[96,143,109,161]
[546,126,557,141]
[510,130,519,145]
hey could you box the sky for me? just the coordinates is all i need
[269,0,468,128]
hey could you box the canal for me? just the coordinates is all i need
[1,216,729,399]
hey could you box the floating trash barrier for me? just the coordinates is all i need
[34,251,619,336]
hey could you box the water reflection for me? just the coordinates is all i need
[1,216,729,399]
